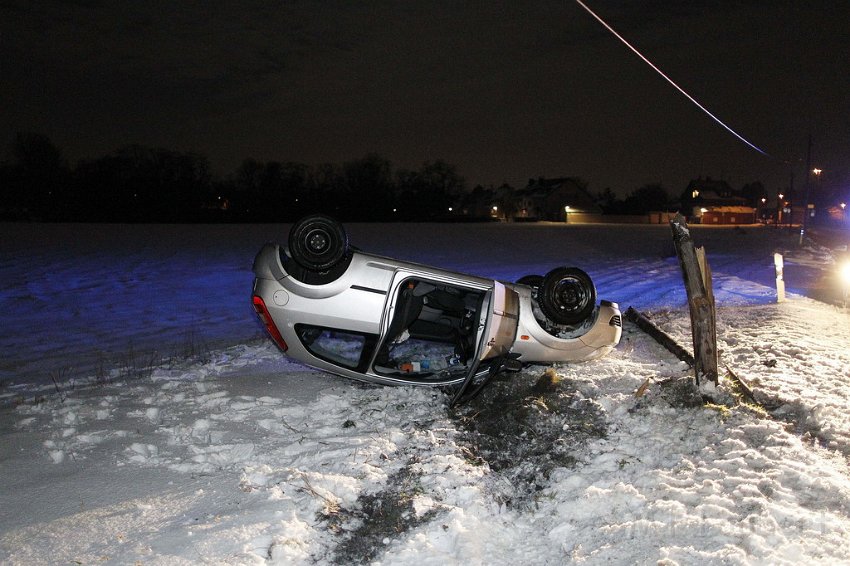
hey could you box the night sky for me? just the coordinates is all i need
[2,1,848,196]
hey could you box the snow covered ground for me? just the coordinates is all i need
[1,221,849,564]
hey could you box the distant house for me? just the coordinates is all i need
[700,206,757,225]
[681,177,756,224]
[462,184,514,220]
[511,177,602,222]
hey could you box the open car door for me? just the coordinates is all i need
[450,281,520,405]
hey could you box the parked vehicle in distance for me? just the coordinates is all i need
[252,215,622,404]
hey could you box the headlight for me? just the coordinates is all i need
[840,261,850,285]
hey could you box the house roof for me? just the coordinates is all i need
[686,177,734,197]
[518,177,600,212]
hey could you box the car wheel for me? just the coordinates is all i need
[288,214,349,271]
[516,274,544,288]
[539,267,596,325]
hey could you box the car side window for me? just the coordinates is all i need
[296,325,375,370]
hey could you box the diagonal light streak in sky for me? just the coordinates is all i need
[575,0,771,158]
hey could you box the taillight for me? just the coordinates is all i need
[252,295,288,351]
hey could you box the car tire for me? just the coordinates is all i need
[288,214,349,271]
[516,274,544,288]
[539,267,596,326]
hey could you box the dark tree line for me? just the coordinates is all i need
[0,134,469,223]
[596,181,772,216]
[596,184,673,215]
[1,133,213,222]
[2,132,780,223]
[226,153,467,222]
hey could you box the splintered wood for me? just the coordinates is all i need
[670,214,718,386]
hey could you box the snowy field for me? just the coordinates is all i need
[2,221,850,564]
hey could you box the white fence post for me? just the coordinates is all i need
[774,253,785,303]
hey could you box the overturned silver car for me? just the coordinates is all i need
[252,215,621,403]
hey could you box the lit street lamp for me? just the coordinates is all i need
[801,164,822,243]
[564,205,570,224]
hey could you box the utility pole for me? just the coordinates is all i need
[800,134,812,245]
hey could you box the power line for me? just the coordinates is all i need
[574,0,772,159]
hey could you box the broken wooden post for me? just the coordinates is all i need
[670,214,718,386]
[774,253,786,303]
[624,307,694,366]
[696,247,717,371]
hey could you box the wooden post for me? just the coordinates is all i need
[624,307,694,366]
[774,253,786,303]
[696,247,717,367]
[670,214,718,386]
